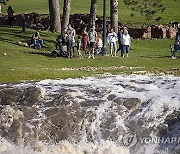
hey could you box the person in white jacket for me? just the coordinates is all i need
[122,29,131,57]
[107,29,118,57]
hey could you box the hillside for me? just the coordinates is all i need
[1,0,180,26]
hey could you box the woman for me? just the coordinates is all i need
[7,6,14,27]
[82,28,89,54]
[107,29,118,57]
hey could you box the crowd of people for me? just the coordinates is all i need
[5,5,180,60]
[49,24,132,59]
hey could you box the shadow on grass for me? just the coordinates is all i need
[27,51,53,58]
[140,55,180,59]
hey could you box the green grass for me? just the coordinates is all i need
[1,0,180,26]
[0,26,179,83]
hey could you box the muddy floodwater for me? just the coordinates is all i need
[0,75,179,154]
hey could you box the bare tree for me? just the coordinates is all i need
[110,0,118,33]
[90,0,98,28]
[61,0,71,34]
[48,0,61,32]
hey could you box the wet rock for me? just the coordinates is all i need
[80,99,103,107]
[114,97,124,105]
[44,108,59,117]
[164,111,180,127]
[107,94,117,101]
[123,98,141,111]
[0,88,23,106]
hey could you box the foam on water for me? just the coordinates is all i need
[0,75,179,154]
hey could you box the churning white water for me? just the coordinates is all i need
[0,74,179,154]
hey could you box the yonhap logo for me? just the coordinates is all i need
[122,132,180,148]
[122,133,138,148]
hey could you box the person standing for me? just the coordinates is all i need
[82,28,89,54]
[117,27,124,57]
[88,27,97,59]
[77,35,83,59]
[7,6,14,27]
[122,29,131,57]
[66,24,76,58]
[175,27,180,48]
[172,27,180,59]
[107,29,118,57]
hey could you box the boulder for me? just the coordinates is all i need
[123,98,141,111]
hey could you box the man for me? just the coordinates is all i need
[66,24,76,58]
[31,32,43,49]
[175,27,180,50]
[172,26,180,59]
[117,27,124,57]
[107,29,118,57]
[88,27,97,59]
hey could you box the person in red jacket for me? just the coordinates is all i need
[82,28,89,54]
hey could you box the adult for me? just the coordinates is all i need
[122,29,131,57]
[107,29,118,57]
[117,27,124,57]
[172,27,180,59]
[7,6,14,27]
[175,27,180,50]
[31,32,44,49]
[82,28,89,54]
[77,35,83,59]
[88,27,97,59]
[66,24,76,58]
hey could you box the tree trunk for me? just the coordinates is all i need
[0,4,2,16]
[61,0,71,34]
[90,0,98,28]
[48,0,61,32]
[110,0,118,33]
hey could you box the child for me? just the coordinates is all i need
[77,35,83,59]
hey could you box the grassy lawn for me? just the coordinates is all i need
[1,0,180,26]
[0,26,179,83]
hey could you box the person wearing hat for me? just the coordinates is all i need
[31,32,44,49]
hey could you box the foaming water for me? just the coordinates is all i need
[0,75,179,154]
[0,139,129,154]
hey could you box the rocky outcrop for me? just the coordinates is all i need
[0,13,178,38]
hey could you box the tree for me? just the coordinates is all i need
[110,0,118,33]
[0,0,9,5]
[124,0,166,22]
[61,0,71,34]
[48,0,61,32]
[90,0,98,28]
[0,0,9,15]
